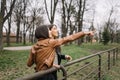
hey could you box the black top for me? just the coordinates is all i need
[55,46,66,65]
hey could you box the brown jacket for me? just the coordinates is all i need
[27,32,85,71]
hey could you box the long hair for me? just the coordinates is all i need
[35,25,49,39]
[47,24,61,53]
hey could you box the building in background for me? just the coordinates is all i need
[3,32,22,43]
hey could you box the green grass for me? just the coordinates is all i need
[103,58,120,80]
[61,45,92,60]
[0,50,34,80]
[61,43,119,60]
[0,43,119,80]
[81,42,119,50]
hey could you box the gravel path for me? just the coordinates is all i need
[4,46,32,50]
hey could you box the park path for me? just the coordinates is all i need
[4,46,32,50]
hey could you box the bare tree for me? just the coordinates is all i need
[6,16,12,46]
[104,0,120,43]
[24,0,45,43]
[28,7,44,43]
[5,0,15,46]
[65,0,73,31]
[61,0,67,37]
[61,0,76,38]
[108,19,119,43]
[14,0,24,43]
[22,0,28,45]
[76,0,87,45]
[0,0,16,50]
[106,6,114,29]
[30,8,37,43]
[44,0,58,24]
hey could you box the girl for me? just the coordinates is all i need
[48,24,72,80]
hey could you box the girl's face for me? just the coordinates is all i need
[50,25,58,38]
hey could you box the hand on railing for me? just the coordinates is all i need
[53,64,60,69]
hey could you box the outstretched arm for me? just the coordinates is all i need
[50,31,95,47]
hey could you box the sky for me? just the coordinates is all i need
[2,0,120,32]
[42,0,120,30]
[95,0,120,26]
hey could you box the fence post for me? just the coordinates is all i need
[116,48,119,60]
[113,49,115,66]
[98,54,101,80]
[108,51,110,70]
[60,65,67,80]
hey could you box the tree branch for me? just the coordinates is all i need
[44,0,51,22]
[3,0,16,23]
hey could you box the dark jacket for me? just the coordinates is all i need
[55,46,65,65]
[52,46,66,80]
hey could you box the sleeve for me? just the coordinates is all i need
[50,32,85,47]
[27,50,34,67]
[60,54,66,60]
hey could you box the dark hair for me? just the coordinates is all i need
[47,24,57,30]
[35,25,49,39]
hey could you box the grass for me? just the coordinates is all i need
[103,59,120,80]
[0,50,34,80]
[61,43,119,60]
[0,43,119,80]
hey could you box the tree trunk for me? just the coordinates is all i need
[61,0,67,38]
[0,0,6,50]
[77,0,86,45]
[0,0,16,50]
[6,16,12,46]
[77,21,83,45]
[23,32,26,45]
[23,0,27,45]
[0,22,3,50]
[16,20,20,43]
[61,16,67,38]
[23,27,26,45]
[69,21,75,44]
[28,28,31,43]
[31,22,35,43]
[23,21,26,45]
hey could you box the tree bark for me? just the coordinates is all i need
[16,19,20,43]
[23,23,26,45]
[77,0,86,45]
[0,0,6,50]
[22,0,27,45]
[61,0,67,38]
[14,0,23,43]
[0,0,16,50]
[6,16,12,46]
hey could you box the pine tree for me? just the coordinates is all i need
[102,27,110,45]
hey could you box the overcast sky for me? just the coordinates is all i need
[95,0,120,26]
[41,0,120,29]
[2,0,120,32]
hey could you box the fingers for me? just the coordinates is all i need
[65,55,72,61]
[89,31,94,36]
[53,64,60,68]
